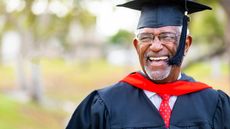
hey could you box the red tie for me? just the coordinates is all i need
[158,94,172,128]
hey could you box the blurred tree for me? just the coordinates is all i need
[219,0,230,55]
[0,0,96,103]
[109,29,134,45]
[219,0,230,91]
[185,0,227,68]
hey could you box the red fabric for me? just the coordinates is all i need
[120,72,212,96]
[158,94,171,128]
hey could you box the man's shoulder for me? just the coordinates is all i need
[199,87,219,95]
[94,81,142,108]
[192,86,219,98]
[187,87,225,105]
[97,81,138,98]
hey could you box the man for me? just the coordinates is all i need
[66,0,230,129]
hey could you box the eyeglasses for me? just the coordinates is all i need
[137,32,179,43]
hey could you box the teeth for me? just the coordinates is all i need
[149,56,168,61]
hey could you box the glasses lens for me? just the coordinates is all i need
[159,32,177,43]
[137,33,153,43]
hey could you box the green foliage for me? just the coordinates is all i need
[77,8,96,28]
[190,1,226,44]
[0,0,96,52]
[184,61,229,80]
[109,29,134,45]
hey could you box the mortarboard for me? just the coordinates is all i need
[118,0,212,66]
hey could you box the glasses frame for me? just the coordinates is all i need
[137,32,180,44]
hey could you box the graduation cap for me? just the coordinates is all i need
[117,0,212,66]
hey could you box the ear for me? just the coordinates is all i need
[184,35,192,55]
[133,38,139,51]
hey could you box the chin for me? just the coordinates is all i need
[144,66,172,81]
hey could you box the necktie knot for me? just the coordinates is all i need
[158,94,171,101]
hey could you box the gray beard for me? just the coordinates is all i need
[144,66,172,81]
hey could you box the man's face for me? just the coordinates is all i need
[133,26,191,83]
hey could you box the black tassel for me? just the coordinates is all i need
[168,15,189,66]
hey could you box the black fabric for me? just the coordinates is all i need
[66,74,230,129]
[117,0,211,29]
[136,3,184,28]
[168,15,189,66]
[117,0,211,14]
[180,73,195,82]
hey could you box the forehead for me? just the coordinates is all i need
[138,26,181,34]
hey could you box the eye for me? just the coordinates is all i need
[159,33,177,42]
[140,37,152,42]
[138,33,153,42]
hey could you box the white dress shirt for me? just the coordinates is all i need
[143,73,181,110]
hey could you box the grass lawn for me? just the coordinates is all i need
[0,93,67,129]
[0,65,15,90]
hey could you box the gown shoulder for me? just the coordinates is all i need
[213,90,230,129]
[65,91,110,129]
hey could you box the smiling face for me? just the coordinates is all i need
[133,26,192,83]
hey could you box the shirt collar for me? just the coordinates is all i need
[144,90,157,98]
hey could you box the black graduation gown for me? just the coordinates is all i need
[66,74,230,129]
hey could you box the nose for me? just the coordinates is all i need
[149,38,163,52]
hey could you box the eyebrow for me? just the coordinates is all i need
[135,29,179,36]
[137,31,178,36]
[135,26,182,35]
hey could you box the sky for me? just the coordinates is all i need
[86,0,140,36]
